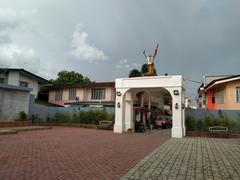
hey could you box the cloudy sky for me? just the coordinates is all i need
[0,0,240,101]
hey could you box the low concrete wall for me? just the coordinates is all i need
[33,123,97,129]
[0,121,32,127]
[0,84,31,120]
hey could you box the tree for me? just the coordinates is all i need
[51,70,91,86]
[141,64,148,74]
[129,69,142,78]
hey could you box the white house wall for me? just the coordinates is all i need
[7,71,20,86]
[4,71,39,98]
[19,74,39,98]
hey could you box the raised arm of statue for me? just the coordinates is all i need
[143,50,147,58]
[153,44,159,58]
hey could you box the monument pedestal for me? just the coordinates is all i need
[144,73,157,76]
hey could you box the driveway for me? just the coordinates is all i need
[121,137,240,180]
[0,127,170,180]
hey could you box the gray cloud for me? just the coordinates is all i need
[116,58,141,69]
[0,0,239,102]
[0,8,18,31]
[0,8,58,79]
[70,24,108,61]
[0,9,18,44]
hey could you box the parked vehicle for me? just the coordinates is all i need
[155,115,172,129]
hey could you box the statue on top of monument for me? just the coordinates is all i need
[143,44,159,76]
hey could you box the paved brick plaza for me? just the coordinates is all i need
[121,138,240,180]
[0,127,170,180]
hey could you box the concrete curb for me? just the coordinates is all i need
[0,126,52,135]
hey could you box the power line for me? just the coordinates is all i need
[185,79,201,84]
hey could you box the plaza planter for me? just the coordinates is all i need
[0,121,32,127]
[33,123,98,129]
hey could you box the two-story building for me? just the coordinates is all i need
[0,68,49,98]
[48,82,116,107]
[198,75,240,110]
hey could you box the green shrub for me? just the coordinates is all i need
[95,110,108,124]
[31,110,115,125]
[203,115,215,131]
[188,113,238,132]
[18,111,27,121]
[204,116,213,127]
[71,112,79,123]
[31,114,43,123]
[107,112,115,122]
[79,111,88,124]
[212,117,219,126]
[219,115,237,132]
[55,112,72,123]
[196,119,204,131]
[77,110,113,125]
[185,116,196,131]
[219,116,229,127]
[228,119,237,132]
[46,114,54,123]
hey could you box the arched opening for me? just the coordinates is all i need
[124,88,172,134]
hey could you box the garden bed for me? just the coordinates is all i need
[33,123,98,129]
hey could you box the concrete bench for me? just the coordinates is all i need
[97,121,113,130]
[209,126,229,137]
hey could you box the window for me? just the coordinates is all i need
[203,99,206,105]
[236,87,240,102]
[19,81,28,87]
[69,89,76,100]
[211,96,215,104]
[91,88,105,100]
[55,90,63,101]
[215,90,224,104]
[0,78,4,84]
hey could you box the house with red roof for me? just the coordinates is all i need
[198,75,240,110]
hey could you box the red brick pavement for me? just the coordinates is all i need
[0,127,170,180]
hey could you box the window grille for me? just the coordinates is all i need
[91,88,106,100]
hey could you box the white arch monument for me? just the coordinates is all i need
[114,75,186,138]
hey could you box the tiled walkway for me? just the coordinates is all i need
[121,138,240,180]
[0,127,170,180]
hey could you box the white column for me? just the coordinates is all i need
[141,94,144,107]
[182,88,186,136]
[148,92,151,110]
[124,91,134,131]
[168,87,184,138]
[114,89,127,133]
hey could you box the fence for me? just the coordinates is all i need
[28,95,114,121]
[185,109,240,132]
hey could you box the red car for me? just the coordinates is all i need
[155,115,172,129]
